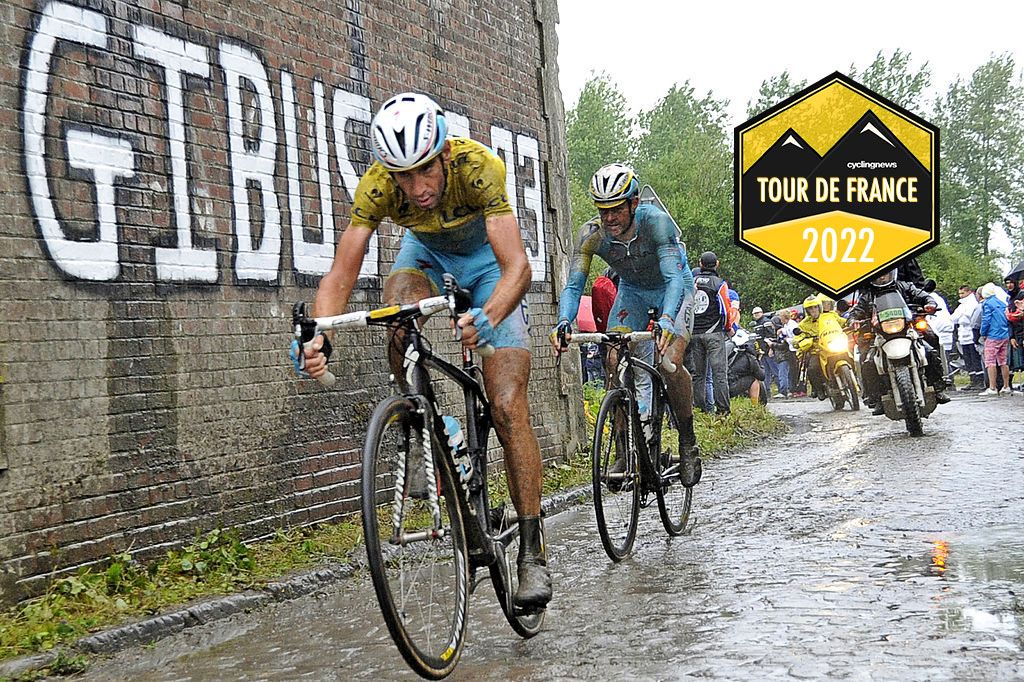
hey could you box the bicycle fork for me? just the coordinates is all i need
[390,399,445,546]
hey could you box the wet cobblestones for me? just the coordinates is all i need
[82,394,1024,680]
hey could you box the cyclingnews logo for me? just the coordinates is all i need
[734,72,939,297]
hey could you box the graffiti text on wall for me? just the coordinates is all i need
[22,2,548,284]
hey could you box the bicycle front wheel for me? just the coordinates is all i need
[592,388,640,561]
[653,398,693,537]
[361,396,469,679]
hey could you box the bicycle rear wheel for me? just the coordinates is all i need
[592,388,640,561]
[653,397,693,537]
[362,396,469,679]
[489,508,545,638]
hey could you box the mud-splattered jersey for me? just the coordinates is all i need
[349,137,512,255]
[558,203,694,323]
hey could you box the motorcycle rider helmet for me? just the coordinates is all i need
[870,268,898,288]
[732,329,750,347]
[802,295,822,319]
[820,296,835,313]
[590,163,640,208]
[370,92,448,171]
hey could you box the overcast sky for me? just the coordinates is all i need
[556,0,1021,126]
[555,0,1022,262]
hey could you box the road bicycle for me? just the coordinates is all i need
[566,326,693,561]
[292,274,543,679]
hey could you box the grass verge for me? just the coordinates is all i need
[0,389,783,674]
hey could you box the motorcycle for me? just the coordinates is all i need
[862,290,937,436]
[794,312,860,411]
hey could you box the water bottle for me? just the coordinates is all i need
[442,415,473,484]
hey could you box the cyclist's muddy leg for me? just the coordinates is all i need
[481,348,541,517]
[383,272,434,391]
[484,348,551,608]
[659,335,697,447]
[604,346,620,389]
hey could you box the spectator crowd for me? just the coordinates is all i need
[581,256,1024,408]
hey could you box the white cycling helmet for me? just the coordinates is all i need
[370,93,448,171]
[589,163,639,208]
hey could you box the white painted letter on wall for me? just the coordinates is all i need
[219,42,281,282]
[23,2,116,281]
[516,134,546,281]
[64,129,137,280]
[491,126,548,282]
[445,111,470,138]
[332,89,377,278]
[282,71,335,275]
[133,24,217,282]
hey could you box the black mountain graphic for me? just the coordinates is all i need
[741,111,932,230]
[742,128,823,227]
[814,110,931,228]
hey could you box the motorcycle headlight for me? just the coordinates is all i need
[881,318,906,334]
[826,336,848,353]
[913,319,929,332]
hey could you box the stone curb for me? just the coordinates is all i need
[0,484,591,680]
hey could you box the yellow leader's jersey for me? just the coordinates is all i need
[349,137,512,255]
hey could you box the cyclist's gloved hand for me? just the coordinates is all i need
[550,320,572,353]
[657,315,676,342]
[290,334,332,378]
[459,307,494,349]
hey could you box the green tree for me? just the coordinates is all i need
[933,54,1024,256]
[746,70,808,119]
[634,83,806,312]
[635,83,732,250]
[919,243,1002,297]
[565,74,633,185]
[849,49,931,114]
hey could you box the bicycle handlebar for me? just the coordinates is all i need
[568,331,654,344]
[294,275,501,386]
[312,296,450,335]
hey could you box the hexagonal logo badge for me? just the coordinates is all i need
[735,72,939,297]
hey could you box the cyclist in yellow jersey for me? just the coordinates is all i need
[299,93,550,609]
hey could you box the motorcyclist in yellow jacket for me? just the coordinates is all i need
[794,294,834,399]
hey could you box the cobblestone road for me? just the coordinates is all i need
[82,394,1024,681]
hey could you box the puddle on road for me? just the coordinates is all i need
[877,526,1024,645]
[881,526,1024,583]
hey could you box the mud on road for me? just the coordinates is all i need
[82,394,1024,680]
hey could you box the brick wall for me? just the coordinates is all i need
[0,0,581,598]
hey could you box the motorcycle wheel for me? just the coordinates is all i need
[893,365,923,437]
[828,384,845,411]
[840,365,860,411]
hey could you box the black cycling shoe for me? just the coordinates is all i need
[679,445,702,487]
[514,516,551,610]
[871,402,886,416]
[935,390,951,405]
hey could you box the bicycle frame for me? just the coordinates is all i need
[298,292,508,568]
[575,331,671,493]
[619,346,673,493]
[399,321,503,567]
